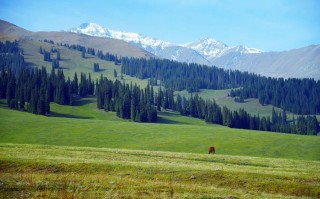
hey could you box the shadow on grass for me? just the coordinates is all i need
[49,111,93,119]
[95,69,106,72]
[157,117,185,125]
[58,66,70,70]
[0,100,8,109]
[74,98,96,106]
[59,58,71,61]
[157,111,190,125]
[24,61,36,67]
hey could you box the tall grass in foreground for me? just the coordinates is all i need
[0,144,319,198]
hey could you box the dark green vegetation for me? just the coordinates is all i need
[96,78,158,122]
[1,144,319,198]
[121,57,320,115]
[0,40,319,135]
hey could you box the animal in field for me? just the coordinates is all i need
[208,146,215,154]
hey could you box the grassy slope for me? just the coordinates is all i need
[20,39,151,88]
[1,99,319,161]
[177,89,320,120]
[0,143,319,198]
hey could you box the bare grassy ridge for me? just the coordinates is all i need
[0,143,319,198]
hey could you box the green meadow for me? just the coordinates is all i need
[1,98,319,161]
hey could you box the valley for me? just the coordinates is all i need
[0,18,320,198]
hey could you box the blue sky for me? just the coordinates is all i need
[0,0,319,51]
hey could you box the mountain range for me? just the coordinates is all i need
[0,19,319,79]
[69,23,262,66]
[69,23,320,79]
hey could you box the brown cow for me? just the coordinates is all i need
[209,146,215,154]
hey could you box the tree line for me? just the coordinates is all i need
[120,57,320,115]
[155,88,319,135]
[174,93,319,135]
[229,78,320,114]
[96,76,157,122]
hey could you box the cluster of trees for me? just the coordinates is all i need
[96,50,119,63]
[40,46,61,69]
[121,57,252,92]
[79,72,94,97]
[121,57,320,115]
[0,40,97,115]
[0,41,24,77]
[93,63,100,72]
[96,77,157,122]
[172,93,318,135]
[1,66,95,115]
[229,78,320,114]
[0,40,21,53]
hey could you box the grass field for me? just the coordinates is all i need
[1,98,319,161]
[0,143,319,198]
[20,39,151,88]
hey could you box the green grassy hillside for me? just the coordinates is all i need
[177,89,320,120]
[1,98,319,161]
[20,39,151,88]
[1,143,319,198]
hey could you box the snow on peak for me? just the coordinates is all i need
[70,22,110,37]
[183,37,228,58]
[184,38,263,59]
[69,22,172,54]
[68,22,263,63]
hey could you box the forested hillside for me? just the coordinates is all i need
[1,40,319,135]
[121,57,320,115]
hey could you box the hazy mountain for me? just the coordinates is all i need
[68,22,320,79]
[0,20,153,59]
[211,45,320,79]
[156,46,211,65]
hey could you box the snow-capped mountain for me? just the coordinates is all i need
[184,38,263,62]
[69,22,172,55]
[183,37,228,58]
[68,23,262,65]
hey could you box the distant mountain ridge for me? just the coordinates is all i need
[69,23,261,65]
[0,19,319,79]
[0,19,153,59]
[69,22,320,80]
